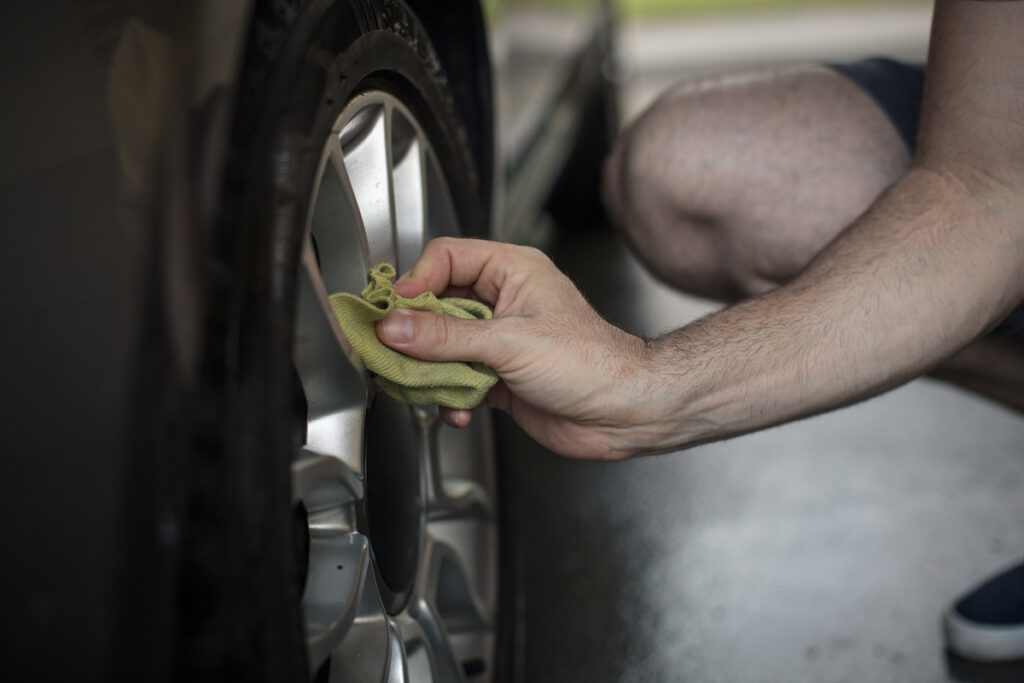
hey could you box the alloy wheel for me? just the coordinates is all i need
[290,91,499,682]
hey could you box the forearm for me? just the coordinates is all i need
[637,166,1024,453]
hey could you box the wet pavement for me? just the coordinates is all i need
[502,6,1024,681]
[504,226,1024,683]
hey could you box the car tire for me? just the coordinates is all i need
[174,1,503,681]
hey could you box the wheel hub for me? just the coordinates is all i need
[364,393,424,612]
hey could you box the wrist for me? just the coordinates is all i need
[624,330,755,456]
[606,334,707,457]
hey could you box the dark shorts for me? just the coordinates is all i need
[829,57,924,152]
[828,57,1024,341]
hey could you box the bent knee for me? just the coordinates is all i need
[603,69,852,300]
[602,106,679,244]
[602,108,740,298]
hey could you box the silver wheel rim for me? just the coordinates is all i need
[291,91,499,682]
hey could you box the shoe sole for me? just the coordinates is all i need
[944,608,1024,663]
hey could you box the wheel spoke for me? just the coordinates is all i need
[294,241,368,473]
[311,139,371,295]
[424,147,460,242]
[417,409,498,676]
[399,536,496,682]
[437,411,497,488]
[326,572,393,683]
[419,408,447,511]
[295,237,360,367]
[428,539,496,681]
[424,424,493,521]
[383,619,412,683]
[422,535,495,634]
[340,100,397,267]
[391,106,427,274]
[292,447,363,507]
[427,479,492,521]
[292,443,369,673]
[395,615,433,683]
[304,532,370,672]
[425,414,495,520]
[304,405,365,477]
[401,599,463,683]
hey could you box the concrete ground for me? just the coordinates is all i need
[506,4,1024,682]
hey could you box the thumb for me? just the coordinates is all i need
[376,309,498,365]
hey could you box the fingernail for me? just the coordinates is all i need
[380,310,414,344]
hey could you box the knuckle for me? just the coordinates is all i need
[417,313,457,355]
[432,316,454,350]
[518,245,548,263]
[421,236,455,262]
[486,319,519,363]
[524,246,555,272]
[497,244,551,275]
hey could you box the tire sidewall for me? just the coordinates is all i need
[192,0,489,679]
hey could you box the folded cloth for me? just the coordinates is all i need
[328,263,499,409]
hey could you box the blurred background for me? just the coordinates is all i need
[505,1,1024,682]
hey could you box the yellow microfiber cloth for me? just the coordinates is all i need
[328,263,499,409]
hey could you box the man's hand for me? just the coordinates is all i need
[376,1,1024,462]
[374,237,653,460]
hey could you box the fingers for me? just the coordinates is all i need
[394,237,503,301]
[393,237,548,305]
[440,407,472,429]
[376,308,503,366]
[438,383,510,429]
[483,381,512,413]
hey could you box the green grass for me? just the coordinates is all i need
[525,0,928,19]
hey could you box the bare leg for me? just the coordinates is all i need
[603,64,1024,414]
[603,64,910,300]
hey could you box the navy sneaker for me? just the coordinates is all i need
[944,560,1024,662]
